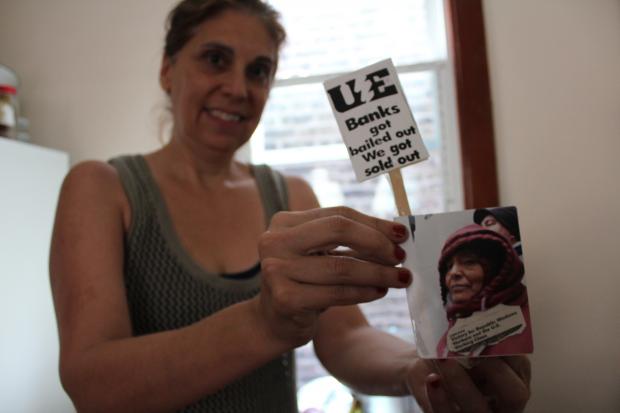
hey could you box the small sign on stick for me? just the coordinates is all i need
[323,59,429,183]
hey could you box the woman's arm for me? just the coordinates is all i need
[314,305,416,396]
[50,162,290,413]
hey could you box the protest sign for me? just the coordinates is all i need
[323,59,429,183]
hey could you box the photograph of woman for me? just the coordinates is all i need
[435,224,533,357]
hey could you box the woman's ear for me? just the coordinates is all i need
[160,56,173,95]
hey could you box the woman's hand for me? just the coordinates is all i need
[254,206,410,348]
[407,356,531,413]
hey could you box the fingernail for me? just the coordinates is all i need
[398,269,411,285]
[428,375,441,389]
[376,287,388,295]
[394,245,406,261]
[393,224,407,239]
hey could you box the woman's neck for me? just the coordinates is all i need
[146,137,250,191]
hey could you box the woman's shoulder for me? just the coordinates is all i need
[58,160,130,225]
[62,160,123,198]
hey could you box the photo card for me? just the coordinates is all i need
[395,206,533,359]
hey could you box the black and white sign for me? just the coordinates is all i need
[323,59,429,182]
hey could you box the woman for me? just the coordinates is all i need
[436,224,533,358]
[49,1,530,412]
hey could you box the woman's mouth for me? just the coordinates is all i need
[449,284,471,294]
[205,108,245,122]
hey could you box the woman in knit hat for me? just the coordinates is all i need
[436,224,533,357]
[474,206,523,258]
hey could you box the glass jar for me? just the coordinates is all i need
[0,85,18,139]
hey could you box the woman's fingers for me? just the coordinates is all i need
[409,357,530,413]
[270,206,409,243]
[262,255,411,288]
[501,356,531,390]
[426,373,459,413]
[468,357,530,413]
[261,266,390,312]
[433,359,490,412]
[261,214,407,265]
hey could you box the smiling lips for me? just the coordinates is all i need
[449,284,472,294]
[206,108,246,122]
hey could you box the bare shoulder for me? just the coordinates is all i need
[284,174,320,211]
[58,160,129,224]
[61,160,122,199]
[51,160,130,275]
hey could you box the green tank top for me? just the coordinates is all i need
[109,155,297,413]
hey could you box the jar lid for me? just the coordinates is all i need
[0,85,17,95]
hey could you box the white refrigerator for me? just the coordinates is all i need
[0,138,74,412]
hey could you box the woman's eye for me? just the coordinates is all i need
[248,63,271,82]
[201,51,226,68]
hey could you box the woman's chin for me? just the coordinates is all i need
[450,294,473,305]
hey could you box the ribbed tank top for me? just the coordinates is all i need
[109,155,297,413]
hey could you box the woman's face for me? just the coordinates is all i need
[160,9,277,155]
[445,250,486,304]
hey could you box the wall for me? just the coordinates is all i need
[0,0,176,162]
[1,0,619,411]
[482,0,620,411]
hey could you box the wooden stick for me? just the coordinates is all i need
[388,169,411,216]
[389,170,447,373]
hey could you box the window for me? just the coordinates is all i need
[248,0,494,402]
[252,0,463,223]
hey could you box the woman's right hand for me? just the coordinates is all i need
[407,356,531,412]
[254,206,411,347]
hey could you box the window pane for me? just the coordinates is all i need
[260,71,442,152]
[269,0,446,79]
[261,83,341,151]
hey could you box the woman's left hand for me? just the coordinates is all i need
[255,206,409,349]
[407,356,531,413]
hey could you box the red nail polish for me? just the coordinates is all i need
[394,245,406,261]
[429,377,441,389]
[393,225,407,238]
[376,287,388,295]
[398,269,411,284]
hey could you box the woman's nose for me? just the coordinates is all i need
[222,69,248,100]
[447,264,464,281]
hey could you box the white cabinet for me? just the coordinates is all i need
[0,139,74,412]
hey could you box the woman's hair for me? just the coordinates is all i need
[164,0,286,60]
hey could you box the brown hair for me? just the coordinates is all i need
[164,0,286,60]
